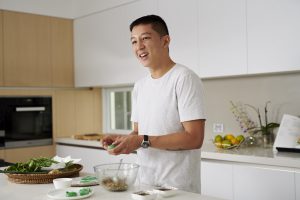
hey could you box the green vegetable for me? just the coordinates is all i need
[66,191,78,197]
[4,157,59,173]
[108,144,116,150]
[80,176,97,183]
[79,188,92,196]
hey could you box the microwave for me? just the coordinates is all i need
[0,96,53,148]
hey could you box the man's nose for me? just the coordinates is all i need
[136,40,145,50]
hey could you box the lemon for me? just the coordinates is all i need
[224,134,235,141]
[214,142,222,148]
[236,135,245,142]
[230,138,239,145]
[214,135,223,143]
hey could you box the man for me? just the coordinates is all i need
[102,15,205,193]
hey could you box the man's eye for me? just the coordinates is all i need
[131,41,137,45]
[142,37,150,40]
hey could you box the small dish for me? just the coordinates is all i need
[47,187,94,200]
[53,178,73,189]
[153,186,178,197]
[131,190,157,200]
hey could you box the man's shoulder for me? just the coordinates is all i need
[173,63,199,79]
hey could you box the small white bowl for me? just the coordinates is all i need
[131,190,157,200]
[53,178,72,189]
[153,186,178,197]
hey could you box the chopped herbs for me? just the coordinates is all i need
[66,188,92,197]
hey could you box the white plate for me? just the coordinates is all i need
[47,187,94,200]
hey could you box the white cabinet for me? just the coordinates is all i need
[201,160,233,200]
[233,164,295,200]
[198,0,247,77]
[247,0,300,74]
[157,0,199,74]
[74,0,156,87]
[296,171,300,200]
[56,144,137,173]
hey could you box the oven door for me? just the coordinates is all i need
[4,106,52,148]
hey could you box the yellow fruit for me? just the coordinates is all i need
[221,140,232,148]
[236,135,245,142]
[224,134,235,141]
[231,138,239,145]
[215,142,222,148]
[214,135,223,143]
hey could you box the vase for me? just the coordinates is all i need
[262,133,275,148]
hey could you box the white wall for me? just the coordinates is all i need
[202,72,300,141]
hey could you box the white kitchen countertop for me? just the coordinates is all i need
[0,172,224,200]
[56,138,300,169]
[201,142,300,169]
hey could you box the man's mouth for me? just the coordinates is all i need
[138,52,148,60]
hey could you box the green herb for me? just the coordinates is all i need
[80,176,97,183]
[79,188,92,196]
[4,157,58,173]
[108,144,116,150]
[66,191,78,197]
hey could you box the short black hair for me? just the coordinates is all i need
[130,15,169,36]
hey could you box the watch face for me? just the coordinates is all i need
[142,141,150,148]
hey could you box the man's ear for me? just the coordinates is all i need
[162,35,170,48]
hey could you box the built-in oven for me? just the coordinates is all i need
[0,96,53,148]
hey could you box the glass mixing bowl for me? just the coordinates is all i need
[94,163,139,192]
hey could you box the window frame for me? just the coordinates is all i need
[102,86,133,134]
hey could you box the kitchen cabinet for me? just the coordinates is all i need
[198,0,247,77]
[54,88,102,138]
[0,11,3,86]
[56,144,137,173]
[4,145,55,163]
[74,0,156,87]
[201,160,233,200]
[233,164,295,200]
[296,171,300,200]
[247,0,300,74]
[51,17,74,87]
[3,11,52,87]
[157,0,199,74]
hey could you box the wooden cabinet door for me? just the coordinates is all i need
[3,11,52,87]
[158,0,198,75]
[198,0,247,78]
[51,17,74,87]
[0,11,3,86]
[247,0,300,74]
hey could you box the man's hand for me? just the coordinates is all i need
[101,134,118,149]
[107,134,143,155]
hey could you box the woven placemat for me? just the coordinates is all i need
[5,164,82,184]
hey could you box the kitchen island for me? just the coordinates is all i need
[0,172,224,200]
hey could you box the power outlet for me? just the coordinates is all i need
[213,123,224,133]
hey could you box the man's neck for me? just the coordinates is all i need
[150,59,176,79]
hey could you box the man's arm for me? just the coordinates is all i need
[108,119,205,155]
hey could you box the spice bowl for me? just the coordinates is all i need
[93,163,139,192]
[53,178,72,189]
[131,190,157,200]
[153,186,179,197]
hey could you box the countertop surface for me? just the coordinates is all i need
[0,172,224,200]
[201,142,300,169]
[56,138,300,169]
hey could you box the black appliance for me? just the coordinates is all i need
[0,96,52,148]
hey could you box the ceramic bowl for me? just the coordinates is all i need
[153,186,179,197]
[53,178,72,189]
[131,190,157,200]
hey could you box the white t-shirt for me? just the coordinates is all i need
[131,63,205,193]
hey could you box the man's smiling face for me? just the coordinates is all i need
[130,24,167,68]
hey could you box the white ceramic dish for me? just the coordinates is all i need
[153,186,179,197]
[53,178,73,189]
[131,190,157,200]
[47,187,94,200]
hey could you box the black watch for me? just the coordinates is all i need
[141,135,150,148]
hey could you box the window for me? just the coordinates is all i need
[103,87,133,134]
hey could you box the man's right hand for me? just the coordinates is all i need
[101,134,118,149]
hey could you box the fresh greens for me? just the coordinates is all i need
[4,157,58,173]
[65,188,91,197]
[66,191,77,197]
[80,176,97,183]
